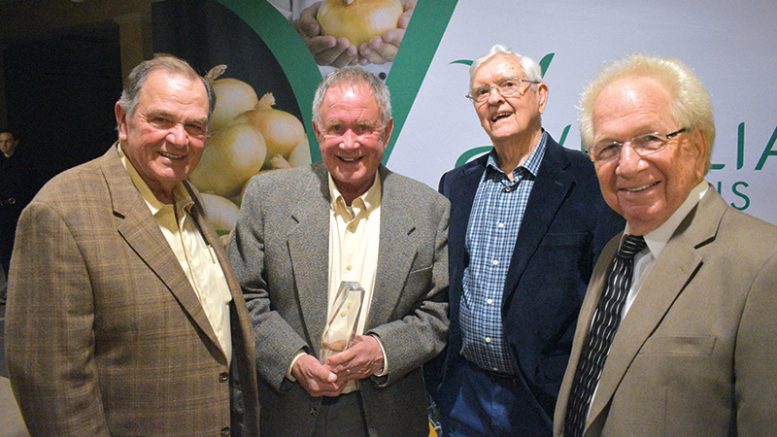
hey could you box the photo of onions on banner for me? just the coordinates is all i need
[192,64,311,235]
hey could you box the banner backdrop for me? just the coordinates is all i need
[153,0,777,232]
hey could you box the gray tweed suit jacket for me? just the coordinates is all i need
[229,163,449,437]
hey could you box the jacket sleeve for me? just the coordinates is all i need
[5,200,109,436]
[227,177,310,391]
[367,196,450,386]
[735,248,777,433]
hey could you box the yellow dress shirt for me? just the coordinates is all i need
[118,145,233,364]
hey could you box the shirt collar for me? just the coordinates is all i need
[485,130,548,179]
[626,180,709,258]
[328,172,381,218]
[117,143,194,216]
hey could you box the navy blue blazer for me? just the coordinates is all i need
[430,135,624,434]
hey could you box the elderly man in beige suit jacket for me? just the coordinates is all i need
[5,56,259,436]
[554,54,777,436]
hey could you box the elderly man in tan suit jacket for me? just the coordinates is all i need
[5,56,259,436]
[554,54,777,436]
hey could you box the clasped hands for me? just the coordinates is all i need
[291,335,384,397]
[294,0,416,67]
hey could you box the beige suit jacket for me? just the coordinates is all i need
[5,146,260,436]
[554,187,777,436]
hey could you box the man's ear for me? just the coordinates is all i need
[689,129,709,179]
[115,102,128,142]
[537,83,549,114]
[382,118,394,145]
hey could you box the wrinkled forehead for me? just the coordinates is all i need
[471,54,525,87]
[593,76,675,130]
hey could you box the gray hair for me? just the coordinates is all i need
[579,53,715,173]
[117,55,215,120]
[312,67,392,127]
[469,44,543,89]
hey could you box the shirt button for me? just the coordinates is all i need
[486,298,493,305]
[219,372,229,383]
[345,264,352,271]
[491,259,499,266]
[505,187,512,192]
[492,367,499,372]
[497,222,505,228]
[485,337,492,344]
[221,427,230,436]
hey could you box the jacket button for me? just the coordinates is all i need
[221,426,230,436]
[219,372,229,382]
[310,407,319,417]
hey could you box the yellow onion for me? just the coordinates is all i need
[200,193,240,236]
[190,124,266,197]
[233,93,306,159]
[210,78,258,131]
[317,0,403,46]
[287,137,312,167]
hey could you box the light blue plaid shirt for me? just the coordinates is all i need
[459,132,548,374]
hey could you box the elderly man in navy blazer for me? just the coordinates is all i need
[429,44,623,436]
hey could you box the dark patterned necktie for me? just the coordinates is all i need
[564,234,647,437]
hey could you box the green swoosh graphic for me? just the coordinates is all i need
[383,0,458,164]
[216,0,323,161]
[216,0,459,165]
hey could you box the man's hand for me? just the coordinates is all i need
[357,0,416,64]
[294,1,359,67]
[326,335,385,383]
[291,353,347,397]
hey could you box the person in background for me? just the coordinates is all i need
[554,53,777,436]
[0,128,40,304]
[5,56,260,436]
[229,66,448,437]
[430,44,623,436]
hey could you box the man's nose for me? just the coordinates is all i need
[166,124,188,146]
[615,143,645,175]
[340,129,359,149]
[486,87,504,104]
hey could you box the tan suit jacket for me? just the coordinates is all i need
[554,187,777,436]
[5,146,260,436]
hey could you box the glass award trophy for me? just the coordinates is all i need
[320,281,365,364]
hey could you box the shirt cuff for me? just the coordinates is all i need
[371,335,389,377]
[286,350,306,381]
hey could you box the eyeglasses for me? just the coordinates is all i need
[589,128,686,162]
[466,78,541,103]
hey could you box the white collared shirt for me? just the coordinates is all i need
[118,145,233,364]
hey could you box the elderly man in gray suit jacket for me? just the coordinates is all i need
[229,67,449,437]
[553,54,777,436]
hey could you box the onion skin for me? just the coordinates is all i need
[317,0,404,46]
[200,193,240,236]
[189,124,266,197]
[210,78,258,131]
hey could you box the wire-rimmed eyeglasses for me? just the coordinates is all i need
[466,78,541,103]
[589,128,687,163]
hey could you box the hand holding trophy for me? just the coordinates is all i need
[320,281,365,364]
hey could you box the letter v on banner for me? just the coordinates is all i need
[216,0,459,165]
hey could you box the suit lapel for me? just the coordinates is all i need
[503,138,573,303]
[287,164,331,355]
[586,187,726,429]
[440,155,488,306]
[554,235,618,431]
[368,167,418,328]
[101,145,222,353]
